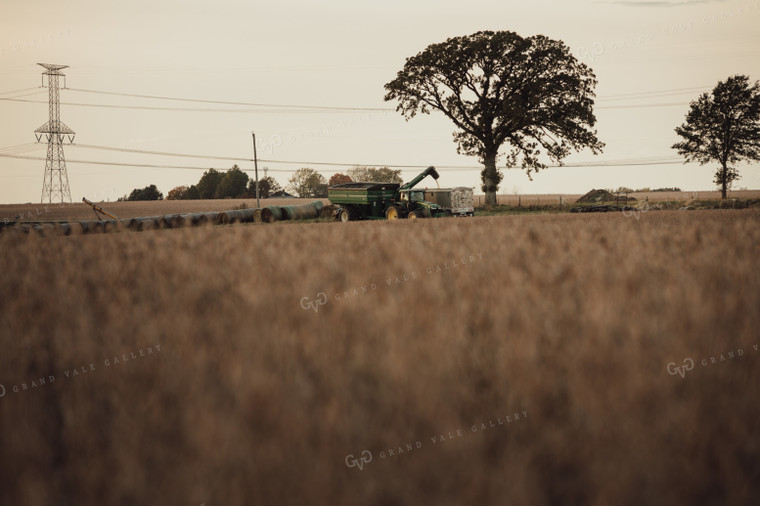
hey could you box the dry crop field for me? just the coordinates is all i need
[0,209,759,505]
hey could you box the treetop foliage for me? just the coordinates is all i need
[384,30,604,194]
[673,75,760,198]
[673,75,760,166]
[328,173,353,186]
[214,165,249,199]
[346,166,403,183]
[248,176,282,199]
[124,184,163,201]
[287,168,327,198]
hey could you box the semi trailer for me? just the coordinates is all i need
[421,187,475,217]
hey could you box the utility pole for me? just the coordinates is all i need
[35,63,75,204]
[252,132,260,208]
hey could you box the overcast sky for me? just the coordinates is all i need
[1,0,759,204]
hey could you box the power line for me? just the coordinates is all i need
[0,86,40,96]
[69,84,710,107]
[0,143,44,154]
[73,143,249,163]
[0,83,712,114]
[70,143,687,168]
[10,141,683,166]
[67,87,394,112]
[70,143,450,168]
[256,158,689,169]
[0,96,376,114]
[596,85,710,101]
[0,152,267,172]
[596,102,689,109]
[0,95,696,113]
[7,90,47,99]
[0,150,689,173]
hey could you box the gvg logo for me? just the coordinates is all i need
[667,358,695,378]
[622,201,652,221]
[300,292,328,313]
[345,450,373,471]
[256,134,282,155]
[623,201,690,221]
[577,42,604,63]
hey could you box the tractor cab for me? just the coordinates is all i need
[399,189,425,203]
[398,189,443,218]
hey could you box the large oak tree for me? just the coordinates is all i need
[384,30,604,206]
[673,75,760,199]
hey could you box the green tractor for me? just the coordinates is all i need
[328,166,448,222]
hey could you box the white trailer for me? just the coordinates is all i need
[422,187,475,216]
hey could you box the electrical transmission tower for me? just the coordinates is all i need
[35,63,75,204]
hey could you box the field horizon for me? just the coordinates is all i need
[2,189,760,223]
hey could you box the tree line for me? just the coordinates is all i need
[121,166,404,201]
[285,166,403,198]
[164,166,282,200]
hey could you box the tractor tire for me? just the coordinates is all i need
[339,206,358,222]
[386,204,403,220]
[408,210,423,219]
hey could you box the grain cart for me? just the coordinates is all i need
[328,166,447,222]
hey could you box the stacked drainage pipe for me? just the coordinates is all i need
[0,201,327,236]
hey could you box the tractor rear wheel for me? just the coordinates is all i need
[339,205,359,222]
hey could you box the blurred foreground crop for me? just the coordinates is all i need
[0,210,758,505]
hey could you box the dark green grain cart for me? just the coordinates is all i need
[327,182,400,222]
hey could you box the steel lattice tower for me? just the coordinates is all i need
[35,63,75,204]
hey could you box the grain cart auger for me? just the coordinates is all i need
[82,197,120,220]
[327,165,448,222]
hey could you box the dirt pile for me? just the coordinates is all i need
[575,189,637,205]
